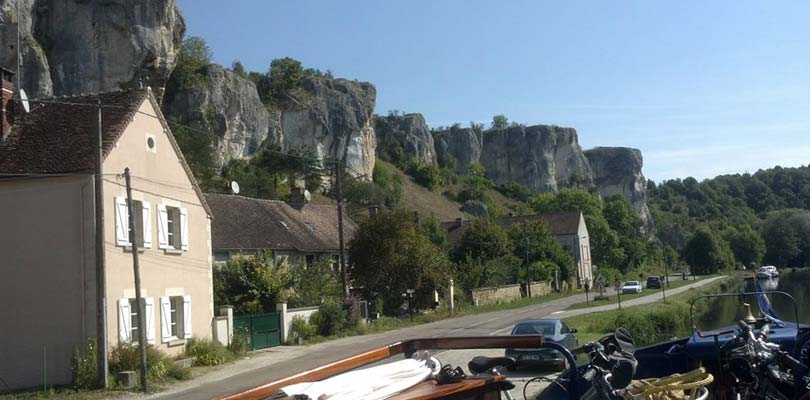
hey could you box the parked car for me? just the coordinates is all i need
[621,281,643,294]
[505,319,578,370]
[646,276,661,289]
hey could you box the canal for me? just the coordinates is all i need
[697,269,810,331]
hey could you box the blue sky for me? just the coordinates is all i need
[177,1,810,182]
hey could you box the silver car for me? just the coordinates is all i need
[505,319,578,370]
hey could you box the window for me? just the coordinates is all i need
[118,297,154,344]
[166,206,181,249]
[169,296,184,338]
[129,298,146,342]
[157,204,187,251]
[114,197,151,248]
[160,295,191,341]
[305,254,315,267]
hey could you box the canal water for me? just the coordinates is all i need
[696,269,810,331]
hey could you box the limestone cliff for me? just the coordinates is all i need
[584,147,653,233]
[432,126,483,174]
[163,64,280,165]
[280,77,376,178]
[374,113,436,165]
[1,0,184,101]
[479,125,593,192]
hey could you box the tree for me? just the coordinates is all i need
[455,254,520,292]
[268,57,306,102]
[510,221,575,283]
[183,36,213,63]
[530,189,604,218]
[452,219,513,262]
[170,119,218,190]
[724,225,765,267]
[348,210,453,315]
[286,259,342,308]
[603,195,642,239]
[491,115,509,129]
[232,60,248,79]
[213,253,288,314]
[683,226,735,274]
[761,209,810,267]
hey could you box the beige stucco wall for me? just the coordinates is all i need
[0,175,97,390]
[102,97,213,355]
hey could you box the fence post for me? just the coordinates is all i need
[219,306,234,346]
[276,302,288,345]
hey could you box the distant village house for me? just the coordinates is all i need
[443,211,593,288]
[206,189,357,267]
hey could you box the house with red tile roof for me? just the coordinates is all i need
[0,75,213,390]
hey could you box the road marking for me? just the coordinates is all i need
[488,327,512,336]
[551,311,563,314]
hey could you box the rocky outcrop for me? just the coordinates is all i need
[479,125,592,192]
[584,147,653,233]
[280,77,376,178]
[374,113,436,165]
[432,127,483,174]
[460,200,489,217]
[1,0,184,100]
[164,64,280,164]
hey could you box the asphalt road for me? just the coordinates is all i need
[134,276,724,400]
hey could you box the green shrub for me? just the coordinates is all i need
[167,362,192,381]
[406,161,442,190]
[310,301,347,336]
[228,328,249,357]
[612,306,689,346]
[185,338,233,366]
[290,316,316,343]
[71,338,99,389]
[109,344,178,383]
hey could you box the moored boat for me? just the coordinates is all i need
[756,265,779,278]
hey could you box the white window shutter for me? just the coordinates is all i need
[183,295,192,339]
[142,202,152,249]
[180,208,189,251]
[118,298,131,344]
[115,197,130,246]
[159,297,172,341]
[157,204,168,249]
[144,297,155,344]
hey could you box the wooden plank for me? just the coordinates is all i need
[218,335,543,400]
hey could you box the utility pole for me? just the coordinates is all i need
[93,100,109,388]
[334,160,349,300]
[523,233,531,298]
[124,168,148,392]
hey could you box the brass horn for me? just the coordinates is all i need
[737,302,757,324]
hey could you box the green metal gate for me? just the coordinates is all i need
[234,312,281,351]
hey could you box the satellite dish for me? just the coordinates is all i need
[230,181,240,194]
[303,189,312,202]
[19,88,29,113]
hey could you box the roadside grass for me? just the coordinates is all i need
[564,275,715,310]
[0,389,131,400]
[297,290,580,345]
[564,276,735,345]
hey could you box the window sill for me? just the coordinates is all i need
[122,246,146,254]
[163,248,184,255]
[166,338,186,347]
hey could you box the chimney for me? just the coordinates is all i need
[0,67,14,139]
[454,217,463,228]
[288,187,308,209]
[368,206,379,218]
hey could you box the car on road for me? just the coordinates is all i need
[646,276,661,289]
[505,319,578,370]
[622,281,643,294]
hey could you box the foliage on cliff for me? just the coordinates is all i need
[648,164,810,268]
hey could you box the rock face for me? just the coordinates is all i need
[432,127,483,174]
[480,125,593,192]
[164,64,280,165]
[1,0,185,100]
[374,113,436,165]
[584,147,653,233]
[280,77,376,178]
